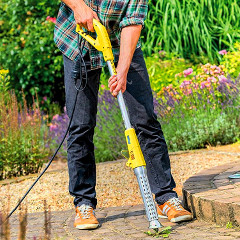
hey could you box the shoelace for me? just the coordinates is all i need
[168,198,183,211]
[77,205,92,219]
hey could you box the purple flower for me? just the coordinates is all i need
[218,75,227,83]
[207,77,217,83]
[180,80,191,88]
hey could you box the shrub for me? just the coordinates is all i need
[159,64,238,106]
[163,109,240,151]
[145,52,192,92]
[155,72,240,151]
[0,0,64,104]
[0,70,50,180]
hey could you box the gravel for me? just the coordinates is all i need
[1,144,240,214]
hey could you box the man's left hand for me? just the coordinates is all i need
[108,66,128,97]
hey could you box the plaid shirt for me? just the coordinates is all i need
[54,0,148,69]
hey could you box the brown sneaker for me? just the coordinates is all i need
[74,204,99,230]
[158,198,193,223]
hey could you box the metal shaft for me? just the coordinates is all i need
[107,60,162,229]
[134,167,162,229]
[107,61,131,129]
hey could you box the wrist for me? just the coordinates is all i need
[117,59,131,72]
[117,63,129,76]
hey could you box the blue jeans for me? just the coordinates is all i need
[63,47,177,209]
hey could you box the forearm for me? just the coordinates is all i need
[109,25,142,97]
[61,0,99,31]
[117,25,142,73]
[61,0,84,11]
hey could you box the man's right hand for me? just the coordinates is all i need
[73,2,99,32]
[63,0,100,32]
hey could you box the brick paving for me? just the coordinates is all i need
[3,146,240,239]
[7,202,240,240]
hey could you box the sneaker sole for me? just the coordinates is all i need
[158,214,168,219]
[75,223,99,230]
[170,215,193,223]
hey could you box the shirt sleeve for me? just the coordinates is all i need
[119,0,148,30]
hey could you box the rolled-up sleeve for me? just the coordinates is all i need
[119,0,148,30]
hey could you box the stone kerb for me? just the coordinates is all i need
[183,160,240,227]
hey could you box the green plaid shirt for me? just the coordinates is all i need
[54,0,148,69]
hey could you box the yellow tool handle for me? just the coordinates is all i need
[76,19,114,62]
[76,19,145,169]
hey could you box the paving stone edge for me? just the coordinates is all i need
[182,160,240,228]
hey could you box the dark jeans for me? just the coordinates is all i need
[63,47,177,209]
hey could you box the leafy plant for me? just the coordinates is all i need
[142,0,240,62]
[145,52,192,92]
[0,69,10,93]
[156,71,240,151]
[221,42,240,78]
[0,69,11,105]
[145,226,172,238]
[0,0,64,105]
[226,222,233,229]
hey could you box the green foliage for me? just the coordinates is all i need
[163,109,240,152]
[0,69,10,101]
[145,53,192,92]
[226,222,233,229]
[221,42,240,78]
[141,0,240,62]
[155,56,240,151]
[161,72,240,150]
[100,66,111,87]
[0,0,64,104]
[145,226,172,238]
[0,85,50,180]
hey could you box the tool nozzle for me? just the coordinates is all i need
[149,220,163,230]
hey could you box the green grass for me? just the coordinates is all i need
[142,0,240,62]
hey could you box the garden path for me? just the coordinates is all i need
[7,203,240,240]
[1,143,240,239]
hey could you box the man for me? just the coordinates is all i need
[54,0,192,230]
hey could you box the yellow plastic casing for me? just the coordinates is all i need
[125,128,146,169]
[76,19,114,62]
